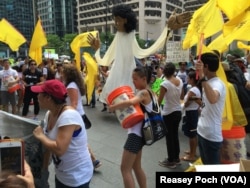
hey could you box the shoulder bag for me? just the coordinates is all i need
[140,90,166,146]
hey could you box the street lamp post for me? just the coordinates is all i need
[105,0,109,51]
[85,24,88,32]
[145,32,152,47]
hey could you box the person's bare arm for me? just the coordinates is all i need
[67,88,78,109]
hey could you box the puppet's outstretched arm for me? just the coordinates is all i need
[167,10,192,30]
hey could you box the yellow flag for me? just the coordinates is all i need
[208,34,228,53]
[0,18,26,51]
[223,11,250,45]
[182,0,224,49]
[83,52,98,104]
[217,0,250,20]
[237,41,250,51]
[216,62,234,130]
[29,18,47,64]
[70,31,98,70]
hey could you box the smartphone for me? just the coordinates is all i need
[0,139,24,175]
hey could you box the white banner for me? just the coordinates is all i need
[166,41,189,63]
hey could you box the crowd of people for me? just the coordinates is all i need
[0,3,250,188]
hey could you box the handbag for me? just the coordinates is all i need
[140,90,166,146]
[82,114,92,129]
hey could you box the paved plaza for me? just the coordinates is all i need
[16,95,250,188]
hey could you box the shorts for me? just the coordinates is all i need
[124,133,144,154]
[0,91,16,105]
[182,110,198,138]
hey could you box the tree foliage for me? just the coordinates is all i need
[45,32,152,58]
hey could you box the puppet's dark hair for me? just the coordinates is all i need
[112,4,137,33]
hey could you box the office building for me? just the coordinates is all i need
[36,0,78,38]
[77,0,185,41]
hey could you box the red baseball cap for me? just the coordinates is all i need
[31,80,67,100]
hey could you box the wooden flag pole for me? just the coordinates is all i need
[196,33,204,79]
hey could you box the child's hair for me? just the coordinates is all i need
[188,70,198,84]
[133,66,152,84]
[112,4,137,33]
[188,70,202,94]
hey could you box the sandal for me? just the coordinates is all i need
[181,155,196,162]
[184,151,198,157]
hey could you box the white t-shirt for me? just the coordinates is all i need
[184,86,201,111]
[176,70,187,84]
[161,77,183,115]
[0,68,18,91]
[128,100,153,137]
[44,109,93,186]
[244,72,250,81]
[66,82,85,116]
[197,77,226,142]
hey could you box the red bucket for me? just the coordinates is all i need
[107,86,144,129]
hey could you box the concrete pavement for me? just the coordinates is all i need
[30,99,190,188]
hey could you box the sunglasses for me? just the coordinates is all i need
[30,63,37,66]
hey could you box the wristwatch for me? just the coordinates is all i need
[199,77,207,83]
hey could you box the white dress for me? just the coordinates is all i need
[95,27,170,103]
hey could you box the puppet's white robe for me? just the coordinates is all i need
[95,26,170,103]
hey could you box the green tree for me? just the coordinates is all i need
[46,34,63,54]
[227,48,245,57]
[62,33,78,57]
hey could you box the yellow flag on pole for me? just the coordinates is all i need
[29,18,47,64]
[223,11,250,45]
[216,62,234,130]
[207,34,228,53]
[83,52,98,104]
[70,31,98,70]
[217,0,250,20]
[0,18,26,51]
[237,41,250,51]
[182,0,224,49]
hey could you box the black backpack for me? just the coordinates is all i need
[225,62,250,132]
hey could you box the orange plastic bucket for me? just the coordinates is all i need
[221,126,246,164]
[8,84,20,93]
[107,86,144,129]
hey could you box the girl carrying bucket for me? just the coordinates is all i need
[108,66,153,188]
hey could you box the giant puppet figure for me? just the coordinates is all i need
[88,4,191,103]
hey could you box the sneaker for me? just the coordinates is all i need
[158,159,176,169]
[174,159,181,165]
[93,160,102,169]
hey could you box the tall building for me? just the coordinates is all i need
[77,0,184,41]
[0,0,34,41]
[36,0,78,38]
[0,0,34,57]
[183,0,206,12]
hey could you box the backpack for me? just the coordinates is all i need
[140,90,166,145]
[225,62,250,132]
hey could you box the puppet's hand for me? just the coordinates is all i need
[87,33,100,50]
[167,10,192,30]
